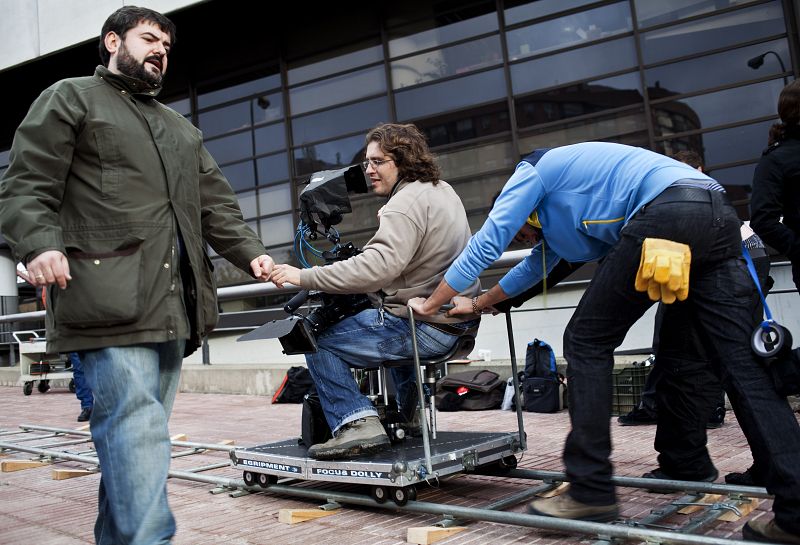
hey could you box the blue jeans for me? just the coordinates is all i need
[305,308,477,433]
[562,191,800,533]
[69,352,94,409]
[81,341,184,545]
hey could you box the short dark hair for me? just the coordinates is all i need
[98,6,177,67]
[365,123,441,184]
[671,150,704,170]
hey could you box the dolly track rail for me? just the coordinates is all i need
[0,429,774,545]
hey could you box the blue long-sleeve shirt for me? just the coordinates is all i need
[444,142,713,297]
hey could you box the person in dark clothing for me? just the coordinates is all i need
[623,150,771,488]
[751,79,800,293]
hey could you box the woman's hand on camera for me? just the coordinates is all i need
[271,264,301,288]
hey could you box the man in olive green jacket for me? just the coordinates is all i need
[0,7,272,544]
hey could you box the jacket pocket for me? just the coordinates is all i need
[582,216,625,246]
[199,252,219,335]
[55,243,144,328]
[94,127,120,200]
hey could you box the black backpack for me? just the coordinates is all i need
[272,366,314,403]
[522,339,563,413]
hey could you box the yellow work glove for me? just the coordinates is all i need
[634,238,691,304]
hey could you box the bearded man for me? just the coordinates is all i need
[0,6,273,544]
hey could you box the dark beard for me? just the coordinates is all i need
[117,43,162,87]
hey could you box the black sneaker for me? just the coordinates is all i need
[642,467,718,492]
[77,407,92,422]
[706,405,726,429]
[725,466,766,487]
[617,407,657,426]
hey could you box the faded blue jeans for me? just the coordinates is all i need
[305,308,477,434]
[69,352,94,409]
[562,191,800,533]
[81,341,184,545]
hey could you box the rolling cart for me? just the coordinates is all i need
[232,306,527,505]
[14,331,74,396]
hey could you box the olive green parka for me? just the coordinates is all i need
[0,66,266,356]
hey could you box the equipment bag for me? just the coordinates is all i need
[522,339,563,413]
[300,391,332,447]
[435,369,504,410]
[272,366,314,403]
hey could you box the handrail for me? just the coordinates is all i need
[0,255,794,325]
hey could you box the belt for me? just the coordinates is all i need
[424,321,480,337]
[648,185,714,207]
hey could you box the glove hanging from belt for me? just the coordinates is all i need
[634,238,691,304]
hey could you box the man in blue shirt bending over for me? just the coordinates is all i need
[410,142,800,544]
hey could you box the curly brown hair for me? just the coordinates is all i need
[365,123,440,184]
[768,79,800,146]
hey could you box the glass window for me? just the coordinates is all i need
[220,160,256,192]
[292,97,389,145]
[635,0,760,29]
[395,68,507,121]
[198,73,281,109]
[235,189,258,220]
[437,141,516,181]
[450,173,512,212]
[639,1,784,65]
[670,119,773,167]
[388,12,498,58]
[293,133,366,177]
[504,0,601,26]
[644,38,789,96]
[251,92,283,125]
[205,132,252,165]
[289,65,386,116]
[416,101,510,147]
[288,45,383,86]
[260,214,295,247]
[651,79,785,136]
[518,109,648,151]
[198,101,251,139]
[164,97,191,116]
[506,2,632,61]
[254,122,286,156]
[707,162,757,187]
[391,35,502,89]
[510,37,637,95]
[257,153,290,185]
[326,194,381,235]
[258,184,293,217]
[516,72,642,129]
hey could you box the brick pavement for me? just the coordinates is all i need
[0,384,793,545]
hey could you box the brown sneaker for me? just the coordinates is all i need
[307,416,390,460]
[743,519,800,544]
[527,493,619,522]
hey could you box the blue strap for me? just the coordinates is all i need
[742,243,773,331]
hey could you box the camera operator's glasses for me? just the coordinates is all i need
[362,158,394,170]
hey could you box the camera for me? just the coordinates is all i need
[238,163,371,354]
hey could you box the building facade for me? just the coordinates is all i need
[0,0,797,316]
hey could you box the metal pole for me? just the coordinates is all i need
[505,310,527,451]
[407,306,434,476]
[507,468,772,499]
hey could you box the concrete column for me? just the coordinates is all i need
[0,247,19,366]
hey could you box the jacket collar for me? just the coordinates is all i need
[95,65,162,99]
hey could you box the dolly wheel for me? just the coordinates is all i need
[69,379,76,393]
[23,382,33,396]
[499,455,518,471]
[243,471,257,487]
[37,380,50,393]
[257,473,277,488]
[371,485,388,504]
[392,486,416,506]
